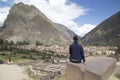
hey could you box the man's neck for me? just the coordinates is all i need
[74,42,78,43]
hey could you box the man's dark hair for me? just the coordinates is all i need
[73,35,79,43]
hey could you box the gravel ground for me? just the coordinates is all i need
[109,62,120,80]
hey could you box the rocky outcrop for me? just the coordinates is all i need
[0,2,71,45]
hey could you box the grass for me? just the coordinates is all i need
[27,66,41,80]
[0,45,67,64]
[0,51,34,63]
[53,74,67,80]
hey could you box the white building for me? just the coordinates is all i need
[106,50,115,55]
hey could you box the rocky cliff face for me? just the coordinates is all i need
[81,11,120,46]
[0,2,72,45]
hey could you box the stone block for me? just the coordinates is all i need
[67,57,116,80]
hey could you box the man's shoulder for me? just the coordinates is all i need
[69,43,74,48]
[70,43,82,47]
[69,43,73,47]
[78,43,82,46]
[70,42,75,46]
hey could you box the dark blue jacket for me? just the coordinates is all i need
[69,42,85,63]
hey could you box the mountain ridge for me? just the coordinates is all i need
[81,11,120,46]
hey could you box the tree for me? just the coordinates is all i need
[16,41,29,45]
[4,40,9,45]
[0,39,4,45]
[35,41,42,45]
[10,41,14,45]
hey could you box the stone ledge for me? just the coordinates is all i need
[67,57,116,80]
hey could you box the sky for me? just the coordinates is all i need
[0,0,120,37]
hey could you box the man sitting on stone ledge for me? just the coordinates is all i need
[69,35,85,63]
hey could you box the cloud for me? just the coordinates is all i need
[0,0,8,2]
[68,24,96,37]
[0,0,96,36]
[0,7,10,26]
[14,0,93,36]
[78,24,96,37]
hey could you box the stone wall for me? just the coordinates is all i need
[67,57,116,80]
[117,34,120,52]
[116,34,120,61]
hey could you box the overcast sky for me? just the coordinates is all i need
[0,0,120,37]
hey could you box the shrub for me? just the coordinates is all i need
[35,41,42,45]
[0,39,4,45]
[16,41,29,45]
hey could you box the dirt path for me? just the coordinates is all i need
[0,64,32,80]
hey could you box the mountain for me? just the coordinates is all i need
[55,23,77,41]
[0,2,72,45]
[81,11,120,46]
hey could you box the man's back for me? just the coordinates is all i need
[69,35,85,63]
[69,42,85,63]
